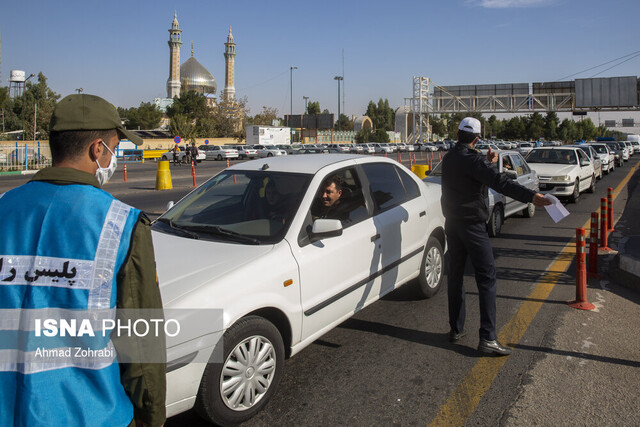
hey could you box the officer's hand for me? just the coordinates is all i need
[487,146,498,164]
[532,193,552,207]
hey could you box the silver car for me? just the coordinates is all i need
[423,151,539,237]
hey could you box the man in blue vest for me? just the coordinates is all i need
[0,94,166,426]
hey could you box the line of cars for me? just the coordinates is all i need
[424,140,637,237]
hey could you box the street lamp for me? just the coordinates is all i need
[334,76,343,131]
[75,88,84,94]
[290,66,298,142]
[303,96,309,114]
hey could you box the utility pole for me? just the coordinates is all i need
[334,76,343,131]
[290,66,298,143]
[303,96,309,114]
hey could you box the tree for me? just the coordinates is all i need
[333,114,354,131]
[365,99,395,131]
[354,128,389,143]
[169,114,195,141]
[544,112,559,140]
[166,91,210,120]
[250,106,278,126]
[430,115,447,138]
[307,101,321,115]
[525,112,544,141]
[18,73,61,141]
[119,102,162,130]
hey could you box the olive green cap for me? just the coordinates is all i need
[49,94,142,145]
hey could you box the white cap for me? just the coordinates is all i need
[458,117,481,135]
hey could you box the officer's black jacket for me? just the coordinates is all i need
[441,143,536,223]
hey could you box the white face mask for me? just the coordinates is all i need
[95,141,117,185]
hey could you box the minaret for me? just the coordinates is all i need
[166,11,182,99]
[222,27,236,101]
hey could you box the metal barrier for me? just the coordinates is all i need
[0,142,52,172]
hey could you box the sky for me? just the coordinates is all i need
[1,0,639,119]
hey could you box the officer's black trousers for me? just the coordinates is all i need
[445,219,497,341]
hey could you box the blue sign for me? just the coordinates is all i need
[174,136,181,144]
[204,139,209,145]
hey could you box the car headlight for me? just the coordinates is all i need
[550,175,571,183]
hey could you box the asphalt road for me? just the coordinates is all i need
[1,154,637,426]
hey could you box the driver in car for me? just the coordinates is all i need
[310,175,349,222]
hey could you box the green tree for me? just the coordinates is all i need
[365,98,395,131]
[169,114,195,141]
[544,112,559,140]
[526,112,545,141]
[14,72,60,141]
[119,102,162,130]
[166,91,210,120]
[307,101,321,115]
[558,119,576,142]
[502,117,526,140]
[250,106,278,126]
[576,118,597,141]
[430,116,447,138]
[334,114,354,131]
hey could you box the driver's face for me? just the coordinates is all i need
[321,183,342,207]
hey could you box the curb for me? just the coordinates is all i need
[0,170,38,176]
[608,236,640,293]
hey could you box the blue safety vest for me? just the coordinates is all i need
[0,180,140,426]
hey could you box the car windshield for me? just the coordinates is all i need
[153,170,312,244]
[591,145,608,154]
[526,149,576,165]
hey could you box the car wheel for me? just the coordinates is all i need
[217,154,223,161]
[522,202,535,218]
[415,236,444,298]
[487,205,503,237]
[267,153,274,157]
[569,179,580,203]
[587,174,596,193]
[195,316,284,426]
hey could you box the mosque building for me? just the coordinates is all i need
[156,11,236,113]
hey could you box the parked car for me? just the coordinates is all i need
[628,139,640,154]
[152,154,446,424]
[586,143,615,174]
[621,141,634,158]
[253,144,287,158]
[361,143,376,154]
[349,144,365,154]
[424,150,539,236]
[161,145,206,163]
[570,144,603,180]
[516,142,535,156]
[525,147,595,203]
[371,143,393,154]
[199,145,239,161]
[475,142,499,155]
[231,145,259,160]
[294,148,343,154]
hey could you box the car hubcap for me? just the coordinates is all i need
[220,335,276,411]
[424,246,442,288]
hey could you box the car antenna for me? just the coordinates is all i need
[261,163,269,170]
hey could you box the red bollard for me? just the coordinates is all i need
[569,228,595,310]
[397,151,401,163]
[588,212,600,278]
[191,162,196,187]
[607,187,614,232]
[226,158,230,168]
[599,197,613,251]
[123,164,128,182]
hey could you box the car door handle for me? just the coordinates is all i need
[419,211,426,217]
[371,234,380,242]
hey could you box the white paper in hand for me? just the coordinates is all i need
[543,194,570,223]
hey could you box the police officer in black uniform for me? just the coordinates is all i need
[441,117,551,356]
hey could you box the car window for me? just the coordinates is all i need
[307,167,369,228]
[510,154,529,176]
[396,166,420,200]
[361,163,408,213]
[502,155,514,173]
[577,150,589,163]
[155,171,312,244]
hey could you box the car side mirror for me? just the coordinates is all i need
[166,201,174,211]
[310,219,343,242]
[505,170,518,179]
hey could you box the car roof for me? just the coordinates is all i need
[227,153,388,174]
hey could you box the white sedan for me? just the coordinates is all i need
[526,147,595,202]
[152,154,446,425]
[199,145,239,161]
[253,144,287,158]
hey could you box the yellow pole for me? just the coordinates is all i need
[155,160,173,190]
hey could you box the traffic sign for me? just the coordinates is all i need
[174,136,181,144]
[204,139,209,145]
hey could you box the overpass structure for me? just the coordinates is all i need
[402,75,640,143]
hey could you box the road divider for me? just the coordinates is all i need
[569,227,595,310]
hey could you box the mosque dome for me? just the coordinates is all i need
[180,56,217,95]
